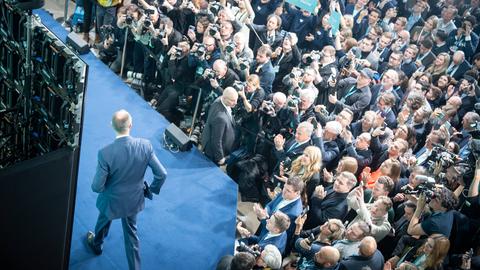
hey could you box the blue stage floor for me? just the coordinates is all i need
[34,9,237,270]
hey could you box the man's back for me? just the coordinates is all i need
[93,136,154,219]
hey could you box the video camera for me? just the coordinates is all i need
[426,144,457,174]
[400,176,437,202]
[236,242,261,257]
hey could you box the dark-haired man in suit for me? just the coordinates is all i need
[86,110,168,270]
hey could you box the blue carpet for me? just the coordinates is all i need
[34,9,237,270]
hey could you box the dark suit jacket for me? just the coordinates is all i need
[92,136,167,220]
[416,50,436,69]
[447,60,472,81]
[338,250,385,270]
[273,138,311,165]
[201,98,236,163]
[251,60,276,95]
[243,231,288,254]
[259,194,303,253]
[334,78,372,120]
[303,188,349,230]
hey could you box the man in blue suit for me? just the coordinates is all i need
[86,110,168,270]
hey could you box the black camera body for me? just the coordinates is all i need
[174,47,183,57]
[225,42,235,53]
[289,67,304,79]
[261,100,276,116]
[209,24,220,36]
[287,96,301,107]
[233,80,246,92]
[426,145,457,174]
[125,14,134,25]
[236,242,261,257]
[204,68,216,80]
[192,43,206,58]
[238,58,250,70]
[305,50,323,65]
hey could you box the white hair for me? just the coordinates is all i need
[325,121,343,135]
[262,245,282,269]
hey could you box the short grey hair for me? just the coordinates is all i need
[112,109,132,133]
[262,245,282,269]
[297,121,314,137]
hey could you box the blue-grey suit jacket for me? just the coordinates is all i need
[92,136,167,219]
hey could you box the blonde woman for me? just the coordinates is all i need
[425,52,450,84]
[276,146,322,202]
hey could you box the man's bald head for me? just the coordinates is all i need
[112,109,132,134]
[213,59,227,77]
[359,236,377,257]
[315,246,340,267]
[222,87,238,108]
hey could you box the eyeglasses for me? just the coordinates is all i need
[204,43,215,47]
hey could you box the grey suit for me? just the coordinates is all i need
[201,98,236,163]
[91,136,167,270]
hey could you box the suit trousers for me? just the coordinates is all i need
[93,212,141,270]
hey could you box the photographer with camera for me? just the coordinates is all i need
[152,39,194,124]
[407,186,457,237]
[270,32,301,94]
[245,45,276,95]
[287,91,316,131]
[314,46,338,107]
[234,75,265,154]
[328,68,374,121]
[283,67,320,99]
[189,34,221,72]
[224,33,254,77]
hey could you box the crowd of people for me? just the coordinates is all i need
[77,0,480,269]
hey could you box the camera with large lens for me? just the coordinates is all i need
[225,42,235,54]
[287,95,301,107]
[189,126,202,146]
[305,50,323,65]
[238,57,250,70]
[191,43,206,58]
[158,30,166,39]
[233,80,246,92]
[236,242,261,257]
[426,144,457,174]
[209,24,220,37]
[144,8,155,16]
[209,2,223,15]
[204,68,216,80]
[289,67,304,79]
[174,47,183,57]
[261,100,276,116]
[400,176,437,201]
[125,14,134,25]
